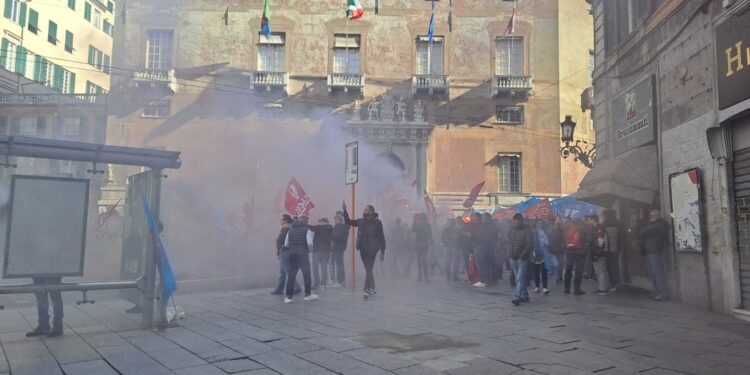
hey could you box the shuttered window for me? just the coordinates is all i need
[496,37,523,75]
[48,21,57,45]
[28,8,38,34]
[333,34,360,74]
[258,32,285,72]
[415,36,443,75]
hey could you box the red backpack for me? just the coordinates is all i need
[565,224,581,249]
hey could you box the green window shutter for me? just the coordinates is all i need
[15,46,26,75]
[48,21,57,44]
[87,46,94,65]
[69,72,76,93]
[103,54,110,74]
[53,65,63,91]
[65,31,73,52]
[68,0,75,10]
[40,58,48,83]
[18,2,26,26]
[84,2,91,21]
[33,54,41,81]
[28,9,37,32]
[4,0,12,19]
[0,38,8,67]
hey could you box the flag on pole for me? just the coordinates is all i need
[284,178,315,217]
[346,0,364,20]
[503,1,516,36]
[428,0,436,42]
[261,0,271,37]
[142,197,177,306]
[463,181,486,208]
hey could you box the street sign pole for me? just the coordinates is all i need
[345,141,359,293]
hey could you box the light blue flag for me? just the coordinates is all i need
[428,0,436,42]
[142,196,177,306]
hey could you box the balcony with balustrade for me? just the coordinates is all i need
[327,73,365,94]
[492,75,533,99]
[0,94,108,108]
[249,71,289,94]
[411,75,450,96]
[581,86,594,112]
[133,69,177,93]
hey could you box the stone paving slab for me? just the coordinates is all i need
[0,278,749,374]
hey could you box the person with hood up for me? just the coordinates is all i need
[342,202,386,296]
[282,217,319,303]
[508,213,534,305]
[310,218,334,289]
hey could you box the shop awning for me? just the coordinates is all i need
[576,145,658,206]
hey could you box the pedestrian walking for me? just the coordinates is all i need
[26,277,64,337]
[640,209,669,301]
[474,212,498,287]
[602,210,622,292]
[563,218,588,295]
[589,215,610,295]
[508,214,534,305]
[272,215,301,295]
[310,218,333,290]
[282,217,318,303]
[331,213,349,286]
[532,221,550,294]
[412,213,433,282]
[442,218,462,281]
[342,203,386,296]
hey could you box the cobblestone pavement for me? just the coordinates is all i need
[1,277,749,375]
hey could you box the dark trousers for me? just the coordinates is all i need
[33,277,63,330]
[564,253,586,292]
[607,251,620,287]
[477,244,495,283]
[533,262,548,289]
[286,253,312,298]
[416,247,429,281]
[312,252,331,287]
[445,247,462,280]
[360,250,378,291]
[331,250,346,284]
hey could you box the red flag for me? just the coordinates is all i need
[523,198,554,221]
[463,181,486,208]
[96,199,121,230]
[284,178,315,217]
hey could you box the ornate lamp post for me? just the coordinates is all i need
[560,115,596,169]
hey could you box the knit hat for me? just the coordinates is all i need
[319,218,330,224]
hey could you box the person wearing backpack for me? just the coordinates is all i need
[563,218,587,295]
[588,215,610,295]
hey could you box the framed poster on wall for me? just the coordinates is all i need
[668,168,704,252]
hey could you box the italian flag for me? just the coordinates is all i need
[346,0,364,20]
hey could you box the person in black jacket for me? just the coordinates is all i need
[412,213,433,282]
[271,215,301,295]
[474,213,499,287]
[442,218,461,281]
[331,214,350,286]
[640,209,669,301]
[342,203,386,296]
[310,218,334,289]
[508,214,534,305]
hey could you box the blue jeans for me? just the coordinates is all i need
[511,259,529,300]
[273,251,301,294]
[646,253,665,297]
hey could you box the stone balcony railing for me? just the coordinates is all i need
[133,69,177,93]
[492,75,533,98]
[327,73,365,94]
[581,86,594,112]
[250,71,289,94]
[411,74,450,96]
[0,93,108,107]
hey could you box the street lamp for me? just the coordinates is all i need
[560,115,596,169]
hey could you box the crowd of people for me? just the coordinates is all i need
[272,203,670,305]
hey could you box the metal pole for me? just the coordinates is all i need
[0,280,138,294]
[152,169,167,329]
[141,169,161,329]
[350,183,356,293]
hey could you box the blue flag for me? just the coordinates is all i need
[428,0,435,42]
[142,196,177,306]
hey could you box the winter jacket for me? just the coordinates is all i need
[412,222,433,249]
[547,226,564,255]
[343,210,386,254]
[276,226,290,254]
[441,225,460,249]
[476,221,499,247]
[310,224,333,253]
[332,223,350,252]
[286,220,314,255]
[640,219,669,254]
[507,223,534,260]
